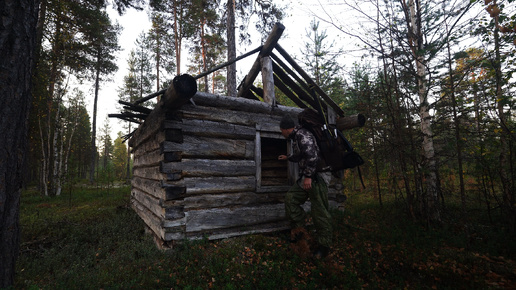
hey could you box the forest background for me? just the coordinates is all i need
[2,0,516,286]
[28,0,516,225]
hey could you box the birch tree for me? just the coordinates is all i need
[312,0,474,223]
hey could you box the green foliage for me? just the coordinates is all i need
[300,19,345,101]
[112,133,129,180]
[15,188,516,289]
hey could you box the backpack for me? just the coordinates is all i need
[298,108,365,186]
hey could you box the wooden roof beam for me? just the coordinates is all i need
[272,74,308,109]
[274,44,344,116]
[271,60,317,108]
[237,22,285,98]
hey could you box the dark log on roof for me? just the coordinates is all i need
[272,74,308,109]
[109,112,148,119]
[271,60,317,108]
[119,100,152,114]
[108,114,142,124]
[270,51,312,95]
[195,45,262,80]
[274,44,344,117]
[249,85,263,100]
[134,89,166,105]
[131,47,263,105]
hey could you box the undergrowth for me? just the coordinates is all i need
[13,186,516,289]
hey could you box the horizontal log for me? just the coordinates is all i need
[163,151,182,162]
[164,231,186,241]
[192,92,302,117]
[185,203,287,232]
[129,113,165,149]
[132,132,165,155]
[180,105,288,136]
[133,148,162,168]
[164,129,183,143]
[161,136,254,160]
[131,198,166,240]
[160,159,256,177]
[162,217,186,229]
[131,176,165,200]
[162,74,198,109]
[163,176,256,195]
[109,112,148,119]
[132,187,169,219]
[336,114,366,131]
[182,192,285,210]
[162,184,187,200]
[133,166,166,181]
[186,220,290,241]
[163,119,256,139]
[256,185,291,193]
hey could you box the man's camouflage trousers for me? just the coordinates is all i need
[285,174,333,248]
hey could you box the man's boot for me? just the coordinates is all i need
[290,227,312,258]
[313,245,330,259]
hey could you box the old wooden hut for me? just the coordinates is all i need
[113,23,364,248]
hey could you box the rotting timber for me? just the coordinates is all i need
[110,23,365,248]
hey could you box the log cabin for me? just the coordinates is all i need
[113,23,364,248]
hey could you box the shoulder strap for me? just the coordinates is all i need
[357,166,366,189]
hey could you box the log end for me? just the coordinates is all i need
[357,113,366,127]
[162,74,198,109]
[173,74,198,99]
[336,113,367,131]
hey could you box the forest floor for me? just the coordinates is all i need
[13,185,516,289]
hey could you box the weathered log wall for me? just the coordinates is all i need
[130,91,344,247]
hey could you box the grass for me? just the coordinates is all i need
[13,185,516,289]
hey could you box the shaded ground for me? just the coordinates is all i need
[14,186,516,289]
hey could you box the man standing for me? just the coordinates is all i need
[278,115,332,259]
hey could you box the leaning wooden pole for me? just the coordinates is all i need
[237,22,285,98]
[129,74,198,149]
[274,44,344,117]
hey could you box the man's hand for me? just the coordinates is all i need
[278,155,288,161]
[303,177,312,190]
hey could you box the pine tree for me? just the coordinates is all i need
[224,0,285,96]
[84,7,121,183]
[300,19,345,101]
[147,14,176,91]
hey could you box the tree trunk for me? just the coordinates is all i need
[63,108,78,190]
[90,50,101,183]
[173,0,182,75]
[445,30,466,215]
[0,0,39,286]
[38,118,49,196]
[126,123,131,181]
[491,1,514,227]
[226,0,236,97]
[201,19,208,92]
[52,99,62,196]
[405,0,440,224]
